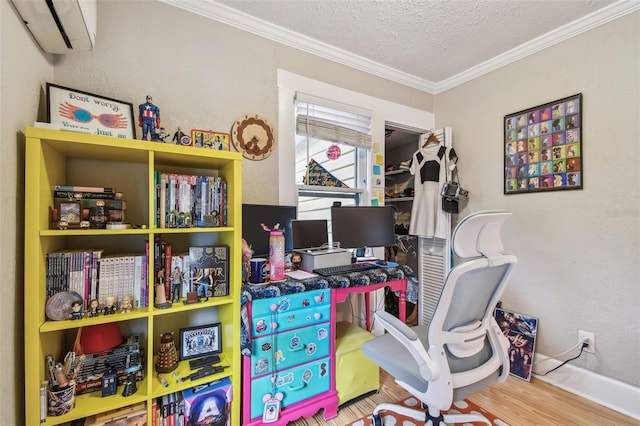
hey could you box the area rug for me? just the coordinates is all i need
[348,397,509,426]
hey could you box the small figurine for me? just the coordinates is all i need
[102,296,117,315]
[172,127,185,144]
[87,298,100,317]
[121,372,138,397]
[291,253,302,270]
[138,95,160,141]
[195,268,210,301]
[241,238,253,283]
[120,295,133,313]
[155,332,178,373]
[70,301,84,320]
[170,266,183,303]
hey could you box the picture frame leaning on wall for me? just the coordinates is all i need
[179,322,222,361]
[46,82,136,139]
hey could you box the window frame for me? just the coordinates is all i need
[277,69,435,208]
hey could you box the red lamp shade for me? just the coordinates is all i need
[76,322,122,354]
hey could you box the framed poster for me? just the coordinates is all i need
[46,83,136,139]
[494,307,538,382]
[179,323,222,361]
[504,93,582,194]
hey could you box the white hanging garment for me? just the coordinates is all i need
[409,132,457,238]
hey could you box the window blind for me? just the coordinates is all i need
[295,93,372,149]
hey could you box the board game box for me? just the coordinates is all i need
[189,246,229,298]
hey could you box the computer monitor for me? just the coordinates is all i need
[242,204,296,257]
[330,206,395,250]
[292,219,329,250]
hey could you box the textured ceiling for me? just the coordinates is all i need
[165,0,637,92]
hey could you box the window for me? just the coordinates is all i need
[294,93,372,225]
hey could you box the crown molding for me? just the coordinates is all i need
[435,0,640,93]
[160,0,639,95]
[159,0,437,93]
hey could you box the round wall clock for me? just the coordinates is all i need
[231,114,276,160]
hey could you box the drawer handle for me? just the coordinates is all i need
[288,382,305,391]
[289,344,306,352]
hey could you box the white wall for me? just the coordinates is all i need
[434,11,640,387]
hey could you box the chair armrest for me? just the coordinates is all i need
[375,310,441,381]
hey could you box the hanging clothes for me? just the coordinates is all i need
[409,139,458,238]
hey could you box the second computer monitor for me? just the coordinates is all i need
[330,206,395,250]
[292,219,329,250]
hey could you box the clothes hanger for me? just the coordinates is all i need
[422,131,440,147]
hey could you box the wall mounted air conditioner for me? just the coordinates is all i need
[11,0,97,54]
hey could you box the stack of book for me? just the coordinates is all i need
[152,237,229,302]
[45,249,149,312]
[52,185,126,227]
[155,172,228,228]
[152,391,183,426]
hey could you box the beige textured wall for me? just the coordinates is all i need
[2,0,638,424]
[1,1,431,423]
[52,1,433,205]
[1,1,55,424]
[435,12,640,386]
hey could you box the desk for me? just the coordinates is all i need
[332,278,406,330]
[240,266,412,425]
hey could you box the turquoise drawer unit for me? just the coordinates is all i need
[250,322,331,377]
[251,289,330,337]
[249,356,332,419]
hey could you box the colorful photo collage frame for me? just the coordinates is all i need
[504,93,582,194]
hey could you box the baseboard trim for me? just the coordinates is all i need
[534,354,640,420]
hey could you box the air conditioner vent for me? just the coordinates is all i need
[11,0,97,54]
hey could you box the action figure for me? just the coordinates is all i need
[172,127,186,144]
[195,268,210,301]
[70,301,84,320]
[138,95,160,140]
[87,298,100,317]
[170,266,183,303]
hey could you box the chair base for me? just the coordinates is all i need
[371,402,491,426]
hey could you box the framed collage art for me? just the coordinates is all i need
[504,93,582,194]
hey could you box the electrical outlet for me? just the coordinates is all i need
[578,330,595,353]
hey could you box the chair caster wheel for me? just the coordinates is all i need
[372,414,383,426]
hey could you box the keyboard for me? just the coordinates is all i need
[313,263,377,277]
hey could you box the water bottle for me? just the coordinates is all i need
[269,230,285,281]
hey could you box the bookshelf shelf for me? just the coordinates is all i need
[24,127,242,425]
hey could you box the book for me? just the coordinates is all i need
[164,243,172,298]
[54,185,114,193]
[55,198,126,210]
[83,402,146,425]
[182,378,231,426]
[53,190,122,200]
[189,246,229,298]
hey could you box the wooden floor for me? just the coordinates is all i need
[290,369,639,425]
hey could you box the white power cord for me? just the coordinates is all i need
[532,339,585,366]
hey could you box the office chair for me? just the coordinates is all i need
[362,210,517,425]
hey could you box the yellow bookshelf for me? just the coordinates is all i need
[24,127,242,425]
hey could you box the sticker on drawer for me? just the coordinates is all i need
[251,289,330,317]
